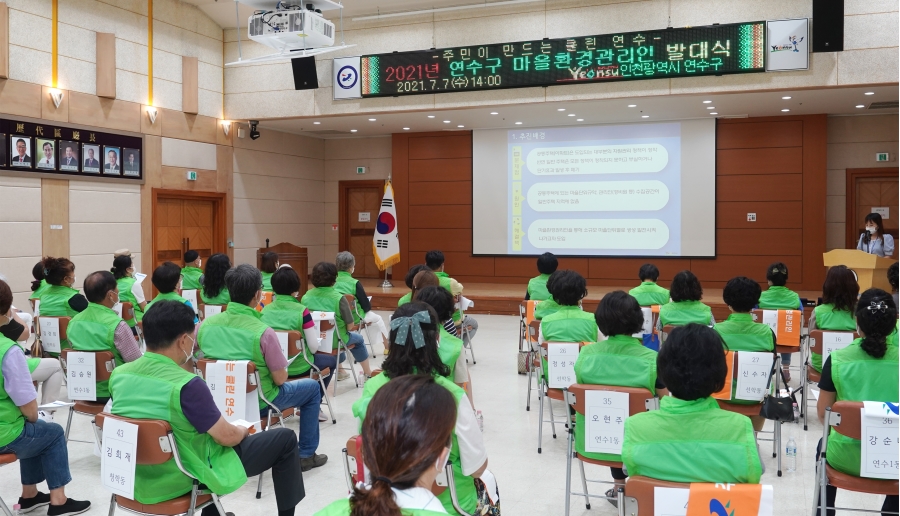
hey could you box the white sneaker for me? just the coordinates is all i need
[358,373,367,386]
[318,410,328,422]
[337,369,350,381]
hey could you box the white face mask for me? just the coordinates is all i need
[867,226,878,234]
[197,260,202,268]
[181,336,195,366]
[435,448,450,472]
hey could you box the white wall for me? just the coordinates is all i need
[0,176,42,311]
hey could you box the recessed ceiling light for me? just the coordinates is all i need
[403,127,410,130]
[855,104,866,108]
[706,107,715,110]
[515,122,523,125]
[490,112,499,115]
[709,112,718,115]
[702,100,712,104]
[313,121,320,125]
[628,104,637,108]
[427,115,435,118]
[781,109,790,112]
[557,108,566,111]
[864,92,875,95]
[576,118,584,122]
[567,113,576,117]
[443,120,451,123]
[350,129,358,132]
[368,118,376,121]
[641,115,649,118]
[782,96,792,100]
[457,125,464,128]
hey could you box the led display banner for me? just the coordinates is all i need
[360,21,765,97]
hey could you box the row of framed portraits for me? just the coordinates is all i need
[4,134,141,176]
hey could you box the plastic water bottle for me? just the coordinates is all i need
[792,401,800,423]
[786,437,797,472]
[475,410,484,432]
[12,503,20,516]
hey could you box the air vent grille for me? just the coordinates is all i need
[869,101,899,110]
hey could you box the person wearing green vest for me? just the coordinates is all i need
[758,262,802,381]
[399,264,429,307]
[200,253,232,305]
[335,251,390,350]
[111,300,305,516]
[301,262,373,380]
[197,264,327,471]
[533,270,562,320]
[352,303,490,516]
[0,278,92,516]
[146,261,198,324]
[414,286,470,399]
[426,250,478,345]
[262,266,338,411]
[525,252,557,301]
[623,324,763,484]
[29,261,49,301]
[316,375,457,516]
[260,251,279,292]
[181,249,203,290]
[816,289,899,516]
[540,270,599,346]
[809,265,860,373]
[574,291,667,505]
[657,270,714,328]
[37,257,88,355]
[68,271,142,401]
[110,253,146,328]
[628,263,670,307]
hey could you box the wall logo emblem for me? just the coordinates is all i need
[771,35,804,52]
[337,65,359,89]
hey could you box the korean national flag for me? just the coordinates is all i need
[373,181,400,270]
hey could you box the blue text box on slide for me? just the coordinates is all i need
[526,144,669,175]
[528,180,669,212]
[528,219,670,250]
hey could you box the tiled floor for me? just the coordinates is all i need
[0,312,890,515]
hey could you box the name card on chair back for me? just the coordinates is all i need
[735,352,772,402]
[547,342,578,388]
[584,390,628,454]
[101,417,138,500]
[40,318,61,353]
[861,401,900,479]
[206,360,259,430]
[67,351,97,401]
[685,483,772,516]
[310,311,336,347]
[757,310,801,347]
[822,332,855,367]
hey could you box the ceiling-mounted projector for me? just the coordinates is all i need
[226,0,355,66]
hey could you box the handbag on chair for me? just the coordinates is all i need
[759,359,797,422]
[517,350,531,375]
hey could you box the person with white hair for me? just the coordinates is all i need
[333,251,390,352]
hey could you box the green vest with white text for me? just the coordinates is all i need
[68,303,125,398]
[658,300,712,327]
[260,295,314,376]
[527,274,552,301]
[109,352,247,504]
[758,286,800,310]
[301,286,350,348]
[628,281,670,307]
[811,304,857,371]
[38,284,81,353]
[541,306,597,379]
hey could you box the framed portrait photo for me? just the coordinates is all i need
[122,148,140,177]
[0,133,6,167]
[35,138,56,170]
[82,143,101,173]
[58,141,80,172]
[9,135,32,168]
[102,145,121,175]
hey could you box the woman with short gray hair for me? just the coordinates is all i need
[333,251,391,352]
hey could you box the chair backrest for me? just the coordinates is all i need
[829,400,865,440]
[119,302,135,324]
[623,475,693,516]
[60,348,116,381]
[36,315,70,340]
[528,319,540,342]
[282,330,303,357]
[568,384,657,417]
[195,358,258,394]
[750,308,803,347]
[256,291,274,312]
[95,412,174,465]
[808,329,859,355]
[181,289,199,316]
[660,324,676,343]
[346,434,446,496]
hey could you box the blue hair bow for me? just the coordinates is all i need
[390,310,431,349]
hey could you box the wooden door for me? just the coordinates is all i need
[847,169,899,255]
[339,180,384,278]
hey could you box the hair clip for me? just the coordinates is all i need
[867,301,888,314]
[43,268,49,277]
[373,476,393,486]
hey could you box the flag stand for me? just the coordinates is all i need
[379,268,393,288]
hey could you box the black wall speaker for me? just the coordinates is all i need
[812,0,843,52]
[291,56,319,90]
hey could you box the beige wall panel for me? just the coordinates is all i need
[115,38,147,76]
[68,91,141,132]
[826,196,846,223]
[827,114,900,144]
[96,32,116,98]
[844,12,898,51]
[71,252,141,282]
[0,223,42,258]
[2,255,43,289]
[827,141,900,171]
[282,200,324,225]
[324,221,338,246]
[0,182,41,222]
[233,149,324,180]
[153,47,183,84]
[197,89,222,119]
[845,0,897,15]
[9,45,50,87]
[58,0,146,46]
[59,55,96,96]
[233,173,324,203]
[59,22,95,62]
[40,178,68,259]
[69,180,140,194]
[668,0,810,27]
[827,168,847,197]
[233,127,324,159]
[161,137,217,169]
[159,166,218,191]
[838,48,899,85]
[69,223,141,256]
[0,79,42,118]
[96,0,146,16]
[115,69,148,106]
[3,0,49,18]
[69,189,140,223]
[826,222,846,251]
[153,77,182,112]
[324,136,392,160]
[224,90,316,121]
[323,180,338,201]
[40,85,68,123]
[182,56,199,115]
[159,108,217,143]
[234,223,323,249]
[233,248,256,268]
[8,8,50,52]
[198,61,223,94]
[223,63,295,94]
[0,3,8,80]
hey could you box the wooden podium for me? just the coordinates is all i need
[258,243,308,293]
[823,249,897,291]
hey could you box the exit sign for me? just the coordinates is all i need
[876,152,890,162]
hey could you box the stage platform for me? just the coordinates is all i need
[359,279,821,322]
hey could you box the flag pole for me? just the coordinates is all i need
[379,175,394,288]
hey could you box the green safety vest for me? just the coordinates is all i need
[889,321,899,347]
[334,271,365,323]
[352,372,477,514]
[658,300,712,327]
[29,279,49,300]
[758,286,801,310]
[260,295,314,376]
[145,291,192,313]
[622,396,762,483]
[197,303,279,409]
[527,274,552,301]
[301,287,350,349]
[628,281,670,307]
[574,335,657,462]
[200,286,230,305]
[0,337,26,448]
[540,306,598,380]
[39,284,81,353]
[713,313,775,404]
[260,272,274,293]
[438,327,463,379]
[109,352,247,503]
[117,277,144,326]
[314,499,448,516]
[67,303,125,398]
[181,266,203,290]
[435,272,461,323]
[811,304,858,372]
[398,292,412,307]
[826,340,899,476]
[533,298,561,321]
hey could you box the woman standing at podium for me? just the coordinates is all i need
[856,212,894,257]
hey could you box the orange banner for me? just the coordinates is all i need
[775,310,801,347]
[525,300,540,326]
[256,291,274,312]
[686,483,762,516]
[712,351,735,400]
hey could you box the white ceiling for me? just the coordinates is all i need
[254,85,898,139]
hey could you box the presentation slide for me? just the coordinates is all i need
[472,119,716,257]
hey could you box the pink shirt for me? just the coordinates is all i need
[194,321,287,372]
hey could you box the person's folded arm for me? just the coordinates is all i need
[114,321,143,362]
[260,328,289,386]
[816,357,837,424]
[339,297,358,331]
[180,377,248,446]
[455,396,488,478]
[885,234,895,257]
[2,346,38,422]
[300,309,320,353]
[354,282,372,313]
[68,293,89,312]
[449,278,464,296]
[7,310,29,341]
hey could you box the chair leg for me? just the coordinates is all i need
[776,420,783,477]
[64,406,75,441]
[107,493,116,516]
[211,494,227,516]
[256,471,264,499]
[537,383,544,453]
[547,391,558,439]
[578,460,591,509]
[565,427,573,516]
[525,352,533,411]
[319,376,336,424]
[810,464,822,516]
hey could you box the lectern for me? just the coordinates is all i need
[822,249,897,291]
[258,243,308,293]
